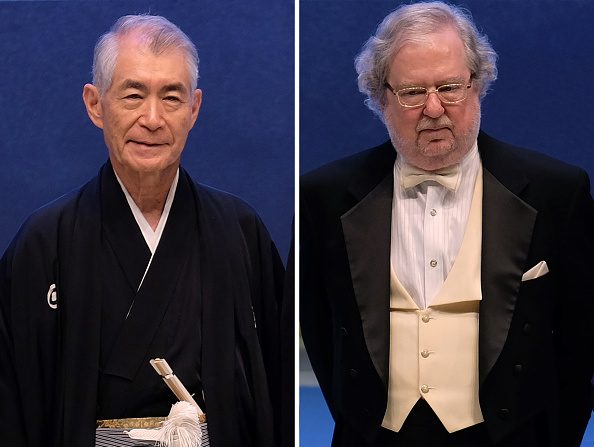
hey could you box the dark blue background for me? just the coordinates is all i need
[299,1,594,444]
[0,0,294,260]
[300,0,594,184]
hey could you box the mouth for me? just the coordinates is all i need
[128,140,167,148]
[418,127,453,141]
[419,126,449,132]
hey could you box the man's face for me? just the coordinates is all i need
[383,27,480,171]
[84,33,201,178]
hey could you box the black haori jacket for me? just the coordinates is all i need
[0,162,288,447]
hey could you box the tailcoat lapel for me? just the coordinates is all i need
[479,133,537,384]
[341,170,393,387]
[339,134,540,389]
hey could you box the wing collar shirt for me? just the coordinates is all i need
[391,142,480,309]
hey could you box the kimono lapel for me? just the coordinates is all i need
[103,168,198,381]
[479,139,537,385]
[100,164,151,294]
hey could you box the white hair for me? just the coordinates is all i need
[92,14,199,94]
[355,1,498,118]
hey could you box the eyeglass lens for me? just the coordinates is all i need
[398,84,466,107]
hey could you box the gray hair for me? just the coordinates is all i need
[93,14,199,94]
[355,1,498,118]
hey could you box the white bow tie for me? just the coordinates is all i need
[400,164,461,191]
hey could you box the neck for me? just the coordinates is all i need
[114,164,177,231]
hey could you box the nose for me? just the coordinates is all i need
[138,98,165,131]
[423,91,445,119]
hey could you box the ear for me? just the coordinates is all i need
[189,89,202,128]
[82,84,104,129]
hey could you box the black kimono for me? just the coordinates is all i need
[0,162,287,447]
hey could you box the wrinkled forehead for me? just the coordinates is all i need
[112,33,192,87]
[387,27,471,81]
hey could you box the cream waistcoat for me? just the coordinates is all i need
[382,169,484,433]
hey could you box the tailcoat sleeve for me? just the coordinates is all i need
[480,135,594,444]
[556,170,594,443]
[299,187,336,418]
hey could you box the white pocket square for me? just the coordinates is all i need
[521,261,549,281]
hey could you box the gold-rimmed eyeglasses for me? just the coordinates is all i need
[385,80,472,108]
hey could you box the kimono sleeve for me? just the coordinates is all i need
[0,217,61,447]
[0,243,27,444]
[243,212,293,446]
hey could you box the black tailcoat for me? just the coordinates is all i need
[300,132,594,446]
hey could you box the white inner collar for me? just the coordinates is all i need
[115,169,179,255]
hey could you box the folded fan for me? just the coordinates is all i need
[125,358,208,447]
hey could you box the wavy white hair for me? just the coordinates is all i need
[355,1,498,118]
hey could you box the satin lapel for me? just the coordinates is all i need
[103,170,197,380]
[479,168,536,385]
[101,163,151,292]
[341,172,393,386]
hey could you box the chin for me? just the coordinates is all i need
[413,143,463,170]
[121,158,172,175]
[418,145,457,165]
[419,139,454,157]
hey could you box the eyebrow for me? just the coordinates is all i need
[119,79,148,92]
[436,77,467,85]
[395,77,467,90]
[159,82,188,96]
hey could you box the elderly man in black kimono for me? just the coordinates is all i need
[0,15,288,447]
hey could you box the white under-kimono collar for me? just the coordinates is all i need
[115,169,179,255]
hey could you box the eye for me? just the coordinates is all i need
[400,88,426,97]
[438,84,462,93]
[164,96,182,103]
[123,93,143,100]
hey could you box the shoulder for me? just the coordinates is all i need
[185,176,281,270]
[186,178,273,244]
[302,141,395,190]
[0,183,93,292]
[8,187,84,254]
[301,140,396,209]
[191,181,261,222]
[479,131,590,190]
[3,169,103,264]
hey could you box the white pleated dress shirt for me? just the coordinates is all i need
[391,142,480,309]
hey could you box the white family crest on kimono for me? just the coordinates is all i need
[46,283,58,309]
